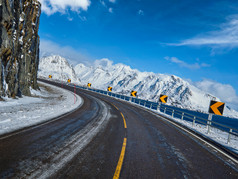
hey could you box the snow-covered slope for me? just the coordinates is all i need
[74,58,238,118]
[38,55,80,84]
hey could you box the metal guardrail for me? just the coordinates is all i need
[61,81,238,144]
[158,105,238,143]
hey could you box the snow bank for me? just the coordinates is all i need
[0,82,83,135]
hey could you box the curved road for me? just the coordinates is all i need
[0,80,237,178]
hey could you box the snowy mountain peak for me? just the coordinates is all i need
[42,55,70,66]
[38,55,80,84]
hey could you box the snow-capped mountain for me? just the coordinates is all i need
[39,55,238,118]
[75,58,238,118]
[38,55,80,84]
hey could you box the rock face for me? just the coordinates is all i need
[0,0,41,98]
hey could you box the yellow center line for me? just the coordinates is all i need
[110,103,127,129]
[111,103,119,110]
[110,103,127,178]
[113,138,127,179]
[120,112,127,129]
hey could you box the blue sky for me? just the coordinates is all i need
[39,0,238,109]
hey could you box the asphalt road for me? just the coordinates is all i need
[0,80,237,178]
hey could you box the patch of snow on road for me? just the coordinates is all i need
[0,82,82,135]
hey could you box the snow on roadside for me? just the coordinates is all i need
[0,82,82,135]
[156,111,238,154]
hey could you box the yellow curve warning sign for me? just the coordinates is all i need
[209,100,225,116]
[108,86,112,92]
[67,79,71,83]
[131,91,137,97]
[87,83,91,87]
[49,75,52,79]
[159,95,168,103]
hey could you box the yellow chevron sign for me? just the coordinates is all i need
[67,79,71,83]
[87,83,91,87]
[49,75,52,79]
[131,91,137,97]
[159,95,168,103]
[209,100,225,116]
[108,86,112,92]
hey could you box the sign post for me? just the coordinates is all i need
[207,100,225,133]
[74,84,76,104]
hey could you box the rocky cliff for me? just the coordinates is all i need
[0,0,41,98]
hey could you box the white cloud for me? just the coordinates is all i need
[109,0,116,3]
[39,0,91,15]
[108,7,113,13]
[138,9,144,16]
[40,39,93,65]
[100,0,106,7]
[94,58,113,69]
[165,57,210,70]
[168,15,238,47]
[67,17,73,21]
[100,1,114,13]
[195,79,238,110]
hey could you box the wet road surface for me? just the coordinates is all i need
[0,79,237,178]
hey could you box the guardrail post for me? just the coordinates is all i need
[207,114,213,134]
[144,102,146,107]
[227,129,232,144]
[157,102,161,111]
[164,107,166,113]
[172,110,174,118]
[150,103,152,109]
[181,112,184,120]
[193,116,196,127]
[74,84,76,104]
